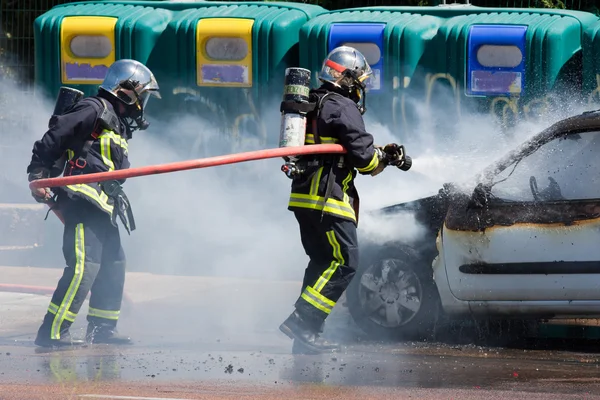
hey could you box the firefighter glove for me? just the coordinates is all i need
[370,146,387,177]
[28,168,53,203]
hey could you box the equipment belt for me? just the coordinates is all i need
[101,180,136,235]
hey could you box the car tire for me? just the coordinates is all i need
[346,244,441,341]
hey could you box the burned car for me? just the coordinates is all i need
[347,109,600,340]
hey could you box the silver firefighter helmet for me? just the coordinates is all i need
[99,59,161,131]
[318,46,373,114]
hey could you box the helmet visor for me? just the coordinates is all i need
[358,62,373,82]
[143,74,161,99]
[139,91,151,110]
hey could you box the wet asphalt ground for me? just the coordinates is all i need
[1,267,600,399]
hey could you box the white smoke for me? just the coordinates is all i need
[120,109,308,280]
[354,90,595,247]
[0,58,596,349]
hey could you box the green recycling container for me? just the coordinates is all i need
[150,1,327,144]
[298,8,445,131]
[415,7,600,129]
[34,1,173,99]
[298,6,600,134]
[34,1,327,146]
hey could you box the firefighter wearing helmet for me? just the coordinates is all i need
[26,59,161,348]
[279,46,412,354]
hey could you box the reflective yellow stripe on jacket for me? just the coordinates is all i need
[305,134,340,144]
[64,128,124,215]
[289,193,356,222]
[95,129,129,172]
[99,129,128,155]
[65,184,114,214]
[356,151,379,173]
[288,163,356,222]
[288,159,357,222]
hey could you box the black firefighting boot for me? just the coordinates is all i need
[34,312,85,348]
[86,322,133,345]
[279,310,340,355]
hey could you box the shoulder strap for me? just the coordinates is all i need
[65,97,109,173]
[82,96,122,135]
[310,91,336,145]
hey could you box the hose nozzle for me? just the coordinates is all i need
[384,144,412,172]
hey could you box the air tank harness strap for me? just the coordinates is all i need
[310,92,340,222]
[279,100,316,115]
[66,97,118,177]
[65,134,97,176]
[101,180,136,235]
[321,154,343,222]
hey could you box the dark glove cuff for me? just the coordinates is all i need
[28,168,50,182]
[383,143,399,153]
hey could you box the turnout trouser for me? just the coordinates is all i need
[293,210,359,330]
[38,199,126,340]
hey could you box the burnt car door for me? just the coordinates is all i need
[441,129,600,302]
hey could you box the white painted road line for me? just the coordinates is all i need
[79,395,191,400]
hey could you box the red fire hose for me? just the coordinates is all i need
[30,144,345,221]
[20,145,345,309]
[29,144,346,190]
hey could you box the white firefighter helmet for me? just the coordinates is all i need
[318,46,373,113]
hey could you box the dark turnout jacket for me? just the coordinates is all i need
[27,95,130,219]
[287,87,380,224]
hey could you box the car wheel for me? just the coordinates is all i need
[346,246,441,341]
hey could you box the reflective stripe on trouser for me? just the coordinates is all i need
[88,307,120,320]
[293,210,359,329]
[39,200,126,339]
[88,257,126,327]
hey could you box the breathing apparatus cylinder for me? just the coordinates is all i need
[48,87,84,177]
[279,67,311,151]
[52,86,84,117]
[279,68,312,178]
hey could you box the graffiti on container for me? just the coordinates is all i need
[424,73,463,119]
[487,95,564,127]
[64,62,109,81]
[411,73,600,133]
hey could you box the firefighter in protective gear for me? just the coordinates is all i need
[27,59,161,348]
[278,46,407,354]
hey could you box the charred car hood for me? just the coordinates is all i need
[373,188,454,236]
[369,109,600,236]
